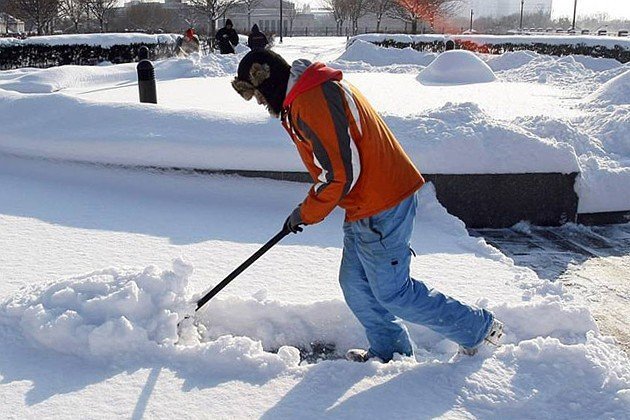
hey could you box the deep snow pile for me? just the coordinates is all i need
[386,102,578,174]
[486,51,627,92]
[0,53,241,93]
[335,39,436,68]
[15,33,178,47]
[418,50,496,85]
[586,70,630,106]
[0,258,302,373]
[1,257,629,418]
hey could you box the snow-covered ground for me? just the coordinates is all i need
[0,37,628,212]
[0,36,629,418]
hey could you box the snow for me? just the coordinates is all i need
[336,39,436,67]
[0,152,628,418]
[418,50,496,85]
[13,33,178,47]
[351,33,630,52]
[3,36,629,212]
[586,69,630,106]
[1,37,628,417]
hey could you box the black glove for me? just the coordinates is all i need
[284,206,304,234]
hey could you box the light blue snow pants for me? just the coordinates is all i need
[339,193,494,361]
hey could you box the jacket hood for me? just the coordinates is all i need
[283,61,343,108]
[252,24,260,32]
[225,19,233,27]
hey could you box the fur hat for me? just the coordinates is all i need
[232,50,291,116]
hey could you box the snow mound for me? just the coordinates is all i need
[498,54,593,88]
[0,259,302,374]
[586,70,630,105]
[516,115,606,156]
[0,53,242,93]
[1,259,192,358]
[20,33,178,47]
[418,50,496,85]
[386,102,580,174]
[339,39,436,67]
[485,50,540,72]
[579,106,630,157]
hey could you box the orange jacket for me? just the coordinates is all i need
[281,61,425,224]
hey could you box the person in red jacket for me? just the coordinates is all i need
[232,50,503,362]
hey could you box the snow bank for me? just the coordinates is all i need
[1,259,192,358]
[484,50,539,72]
[0,259,301,374]
[351,33,630,52]
[0,53,241,93]
[515,114,630,212]
[586,70,630,105]
[1,257,628,419]
[337,39,436,67]
[418,50,496,85]
[0,89,580,174]
[18,33,178,47]
[386,102,579,174]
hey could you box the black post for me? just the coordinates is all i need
[470,9,474,32]
[519,0,524,32]
[280,0,283,43]
[572,0,578,30]
[137,46,157,104]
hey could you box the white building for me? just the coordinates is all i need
[467,0,552,18]
[0,13,25,34]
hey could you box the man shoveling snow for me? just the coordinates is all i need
[231,50,504,362]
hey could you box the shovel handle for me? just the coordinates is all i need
[195,226,291,312]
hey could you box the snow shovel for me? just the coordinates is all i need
[177,225,291,332]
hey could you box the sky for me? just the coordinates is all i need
[551,0,630,19]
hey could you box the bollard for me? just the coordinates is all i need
[137,46,157,104]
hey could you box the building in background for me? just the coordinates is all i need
[468,0,552,18]
[0,12,25,34]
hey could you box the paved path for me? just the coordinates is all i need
[471,224,630,353]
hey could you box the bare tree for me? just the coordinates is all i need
[58,0,85,33]
[187,0,235,39]
[324,0,350,35]
[286,0,298,35]
[370,0,393,33]
[124,3,173,33]
[85,0,116,32]
[391,0,461,34]
[347,0,368,35]
[237,0,262,30]
[8,0,59,34]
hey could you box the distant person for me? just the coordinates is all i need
[215,19,239,54]
[176,28,200,57]
[247,24,268,51]
[231,50,504,363]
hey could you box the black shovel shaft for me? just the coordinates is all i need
[195,227,290,312]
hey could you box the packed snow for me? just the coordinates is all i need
[0,153,628,418]
[336,39,436,68]
[0,38,629,418]
[418,50,496,85]
[0,36,628,212]
[4,33,178,47]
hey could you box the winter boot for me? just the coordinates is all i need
[459,319,504,356]
[345,349,382,363]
